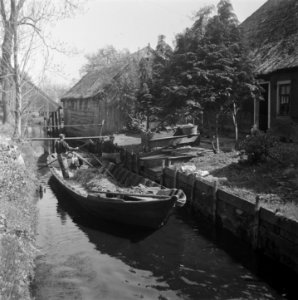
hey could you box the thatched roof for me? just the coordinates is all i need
[22,80,60,113]
[62,46,155,100]
[240,0,298,75]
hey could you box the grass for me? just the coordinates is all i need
[115,131,298,221]
[186,141,298,221]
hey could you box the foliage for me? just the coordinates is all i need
[39,80,69,103]
[157,0,259,145]
[80,45,131,75]
[270,118,297,142]
[0,0,84,135]
[239,132,279,163]
[0,138,38,300]
[126,115,145,133]
[136,35,173,129]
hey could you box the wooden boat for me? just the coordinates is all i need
[147,133,200,151]
[47,152,186,229]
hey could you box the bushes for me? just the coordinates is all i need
[270,118,297,142]
[239,131,279,163]
[126,116,145,133]
[0,141,38,300]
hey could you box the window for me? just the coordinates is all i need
[277,82,291,116]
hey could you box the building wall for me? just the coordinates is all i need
[62,96,126,136]
[255,68,298,140]
[266,69,298,124]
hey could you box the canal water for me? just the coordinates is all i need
[32,170,296,300]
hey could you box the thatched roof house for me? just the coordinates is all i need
[61,46,156,136]
[22,80,60,115]
[241,0,298,74]
[241,0,298,132]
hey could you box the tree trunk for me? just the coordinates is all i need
[232,113,238,142]
[12,0,22,138]
[146,114,149,131]
[0,21,14,124]
[232,102,239,146]
[215,112,220,153]
[2,78,11,124]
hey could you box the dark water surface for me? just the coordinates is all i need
[32,172,295,300]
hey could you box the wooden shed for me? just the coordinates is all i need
[61,46,155,136]
[240,0,298,132]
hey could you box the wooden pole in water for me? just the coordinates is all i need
[212,180,219,223]
[160,159,165,186]
[173,167,178,188]
[190,174,197,206]
[252,195,261,250]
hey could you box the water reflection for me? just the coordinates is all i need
[32,175,289,300]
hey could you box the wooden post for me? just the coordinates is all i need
[54,112,59,135]
[58,109,62,130]
[165,158,171,168]
[173,167,178,188]
[50,113,54,136]
[130,151,134,171]
[135,153,140,174]
[190,174,196,205]
[212,180,219,223]
[125,149,128,169]
[252,195,261,250]
[51,139,55,154]
[160,159,165,185]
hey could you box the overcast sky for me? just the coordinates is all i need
[37,0,267,87]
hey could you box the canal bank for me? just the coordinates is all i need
[118,141,298,278]
[0,129,39,300]
[32,170,295,299]
[160,167,298,275]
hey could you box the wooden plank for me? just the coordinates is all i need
[149,133,200,142]
[43,123,103,128]
[25,136,106,141]
[90,191,169,199]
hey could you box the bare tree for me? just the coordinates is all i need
[0,0,16,124]
[0,0,82,136]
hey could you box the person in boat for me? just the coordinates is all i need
[101,135,120,163]
[54,133,78,178]
[69,152,83,170]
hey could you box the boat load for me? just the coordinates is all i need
[47,152,186,229]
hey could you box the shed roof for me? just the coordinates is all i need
[62,46,155,100]
[240,0,298,75]
[23,80,60,113]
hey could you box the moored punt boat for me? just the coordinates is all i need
[47,153,186,229]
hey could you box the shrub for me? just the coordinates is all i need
[270,118,297,142]
[126,117,145,133]
[239,131,279,163]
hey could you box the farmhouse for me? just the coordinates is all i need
[61,46,155,137]
[241,0,298,134]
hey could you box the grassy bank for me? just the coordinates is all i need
[0,125,38,300]
[179,138,298,221]
[116,132,298,221]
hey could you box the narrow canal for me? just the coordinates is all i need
[32,169,296,300]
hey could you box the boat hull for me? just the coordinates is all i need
[48,154,185,229]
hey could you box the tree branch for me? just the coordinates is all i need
[0,0,7,22]
[16,0,26,12]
